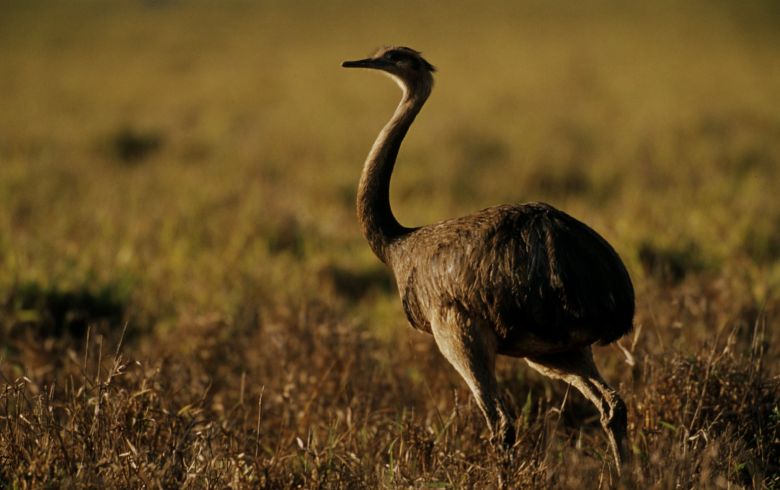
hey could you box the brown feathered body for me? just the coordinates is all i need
[386,203,634,355]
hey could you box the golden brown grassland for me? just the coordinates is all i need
[1,1,779,488]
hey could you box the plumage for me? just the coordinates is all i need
[343,46,633,472]
[390,203,634,349]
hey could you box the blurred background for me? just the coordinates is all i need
[1,0,778,339]
[1,1,779,486]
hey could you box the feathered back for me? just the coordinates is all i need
[392,203,634,347]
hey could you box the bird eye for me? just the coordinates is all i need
[384,51,399,62]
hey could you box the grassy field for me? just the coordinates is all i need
[1,1,779,488]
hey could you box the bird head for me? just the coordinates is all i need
[342,46,435,96]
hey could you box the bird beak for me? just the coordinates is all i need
[342,58,380,69]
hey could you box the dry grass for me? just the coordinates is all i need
[2,305,777,488]
[1,1,779,488]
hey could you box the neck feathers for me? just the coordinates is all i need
[357,74,432,264]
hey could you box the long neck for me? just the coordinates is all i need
[357,76,431,264]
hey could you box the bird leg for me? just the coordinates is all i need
[526,346,629,473]
[431,306,515,448]
[587,371,629,470]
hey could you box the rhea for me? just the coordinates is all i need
[342,46,634,470]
